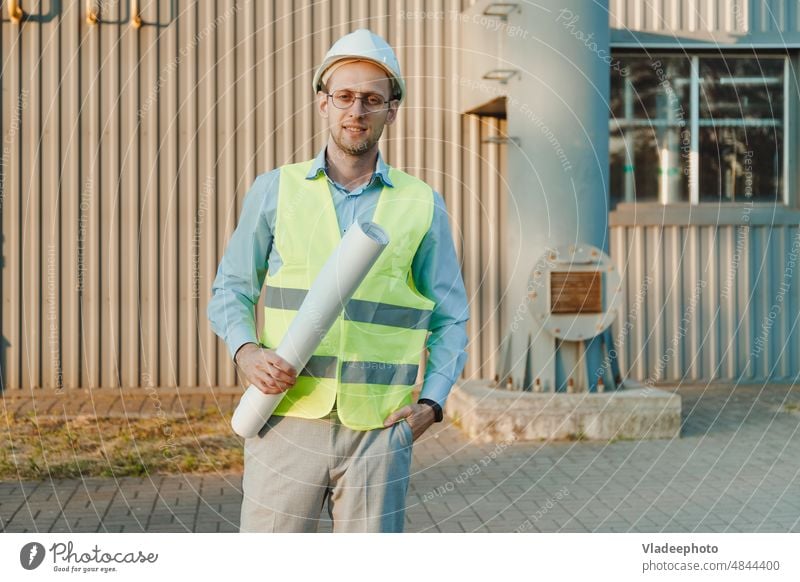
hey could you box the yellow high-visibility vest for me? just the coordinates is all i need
[259,159,435,430]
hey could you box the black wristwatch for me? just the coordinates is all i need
[418,398,443,423]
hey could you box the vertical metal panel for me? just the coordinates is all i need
[737,224,753,377]
[479,121,492,378]
[217,0,236,388]
[497,119,508,351]
[429,0,444,195]
[22,0,42,391]
[644,226,664,380]
[177,0,197,387]
[446,0,463,263]
[410,0,424,178]
[788,227,800,379]
[663,226,680,379]
[773,226,789,377]
[158,2,177,386]
[61,0,80,390]
[41,0,60,389]
[373,0,390,162]
[276,1,292,164]
[139,0,159,390]
[719,225,736,378]
[197,0,219,388]
[465,114,481,378]
[391,0,406,170]
[754,226,772,377]
[99,0,120,389]
[79,2,95,389]
[486,118,500,379]
[629,226,647,379]
[705,224,721,379]
[1,0,17,391]
[120,6,139,388]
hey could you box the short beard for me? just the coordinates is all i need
[333,130,379,156]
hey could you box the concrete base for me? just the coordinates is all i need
[445,379,681,443]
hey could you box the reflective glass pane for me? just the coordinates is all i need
[610,54,785,206]
[610,125,689,205]
[698,126,782,202]
[699,57,784,119]
[610,57,690,122]
[610,56,691,206]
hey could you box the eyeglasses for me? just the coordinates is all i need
[326,89,394,113]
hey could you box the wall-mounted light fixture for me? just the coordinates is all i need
[482,69,519,84]
[482,3,520,21]
[482,136,519,145]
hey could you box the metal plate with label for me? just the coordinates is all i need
[550,271,602,314]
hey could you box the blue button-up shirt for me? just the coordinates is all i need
[207,146,469,407]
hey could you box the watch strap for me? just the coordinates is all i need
[417,398,443,422]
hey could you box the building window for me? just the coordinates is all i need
[610,54,786,207]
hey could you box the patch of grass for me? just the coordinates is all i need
[565,431,587,442]
[782,403,800,414]
[0,409,244,479]
[0,449,16,475]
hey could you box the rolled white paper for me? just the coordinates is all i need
[231,220,390,438]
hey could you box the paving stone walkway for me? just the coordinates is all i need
[2,383,799,532]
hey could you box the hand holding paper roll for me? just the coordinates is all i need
[231,221,390,438]
[234,344,297,394]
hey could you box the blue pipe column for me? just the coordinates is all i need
[498,0,611,391]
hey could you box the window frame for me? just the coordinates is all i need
[610,51,790,206]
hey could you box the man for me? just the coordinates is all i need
[208,28,469,533]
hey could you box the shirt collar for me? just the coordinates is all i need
[305,145,394,188]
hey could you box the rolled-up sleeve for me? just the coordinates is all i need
[207,170,278,361]
[412,191,470,408]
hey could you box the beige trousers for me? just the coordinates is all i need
[239,404,414,533]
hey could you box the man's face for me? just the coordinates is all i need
[318,61,399,157]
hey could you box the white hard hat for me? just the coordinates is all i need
[313,28,405,104]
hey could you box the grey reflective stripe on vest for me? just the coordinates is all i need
[297,355,418,385]
[344,298,431,330]
[340,361,419,385]
[299,355,338,379]
[264,286,308,310]
[265,286,432,330]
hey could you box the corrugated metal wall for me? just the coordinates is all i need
[0,0,507,391]
[610,0,750,33]
[610,214,800,383]
[610,0,800,44]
